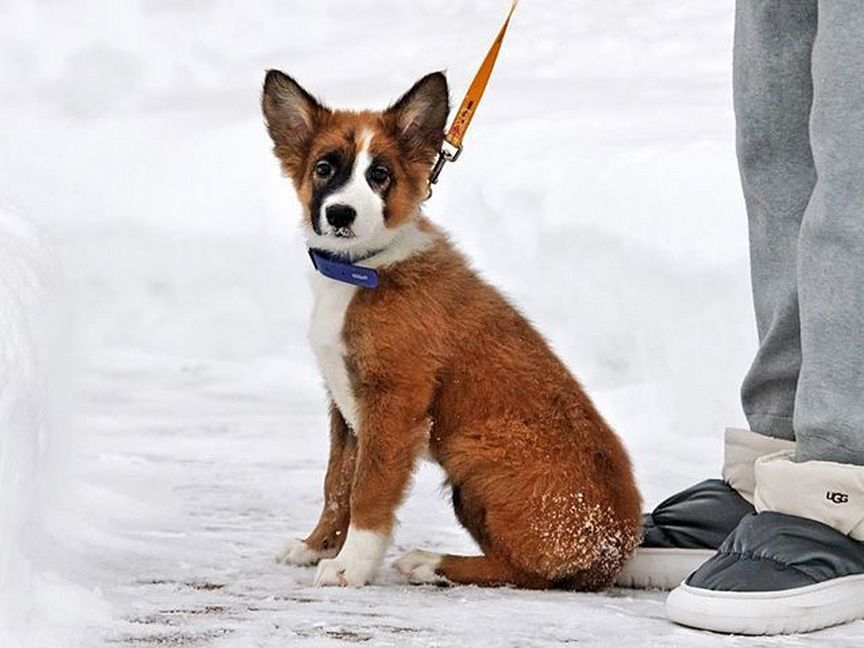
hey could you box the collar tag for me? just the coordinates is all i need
[308,249,379,289]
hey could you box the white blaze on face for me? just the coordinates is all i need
[319,130,387,249]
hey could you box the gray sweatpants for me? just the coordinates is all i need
[736,1,864,465]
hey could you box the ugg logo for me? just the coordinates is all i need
[826,491,849,504]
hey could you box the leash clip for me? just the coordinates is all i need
[427,141,462,198]
[425,1,517,200]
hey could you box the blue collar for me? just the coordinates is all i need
[308,248,380,289]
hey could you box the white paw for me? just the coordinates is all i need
[276,539,334,566]
[313,526,388,587]
[314,554,380,587]
[394,549,446,584]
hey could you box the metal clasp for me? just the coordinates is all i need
[426,141,463,199]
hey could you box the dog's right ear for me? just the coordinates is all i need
[262,70,325,172]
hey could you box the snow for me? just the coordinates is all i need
[1,0,862,645]
[0,207,108,648]
[0,207,51,646]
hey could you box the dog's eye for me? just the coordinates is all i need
[315,161,334,179]
[368,166,390,186]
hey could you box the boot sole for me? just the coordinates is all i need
[666,573,864,635]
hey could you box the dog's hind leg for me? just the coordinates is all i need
[395,551,553,589]
[278,404,356,565]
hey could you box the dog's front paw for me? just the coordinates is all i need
[394,549,446,584]
[314,555,379,587]
[313,526,388,587]
[276,539,335,566]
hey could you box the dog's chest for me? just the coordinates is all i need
[308,274,361,432]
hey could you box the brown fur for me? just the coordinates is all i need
[264,71,642,590]
[301,405,355,556]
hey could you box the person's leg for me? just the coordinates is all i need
[737,0,817,442]
[667,2,864,634]
[616,0,814,591]
[794,0,864,465]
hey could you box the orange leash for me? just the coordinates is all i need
[428,1,518,195]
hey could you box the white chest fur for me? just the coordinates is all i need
[308,272,361,432]
[305,220,438,434]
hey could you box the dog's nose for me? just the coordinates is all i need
[325,204,356,229]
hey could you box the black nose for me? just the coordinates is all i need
[325,204,356,229]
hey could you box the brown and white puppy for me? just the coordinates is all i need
[263,70,642,589]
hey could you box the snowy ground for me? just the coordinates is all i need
[2,0,864,646]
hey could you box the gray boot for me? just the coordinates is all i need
[666,454,864,634]
[616,429,792,589]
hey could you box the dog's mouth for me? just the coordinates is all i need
[332,227,355,239]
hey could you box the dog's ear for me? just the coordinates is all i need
[386,72,449,162]
[262,70,326,173]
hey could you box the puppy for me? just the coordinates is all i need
[263,70,641,589]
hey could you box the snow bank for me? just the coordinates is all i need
[0,207,106,648]
[0,207,52,643]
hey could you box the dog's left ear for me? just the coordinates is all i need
[386,72,449,162]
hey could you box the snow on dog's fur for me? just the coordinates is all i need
[262,70,642,589]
